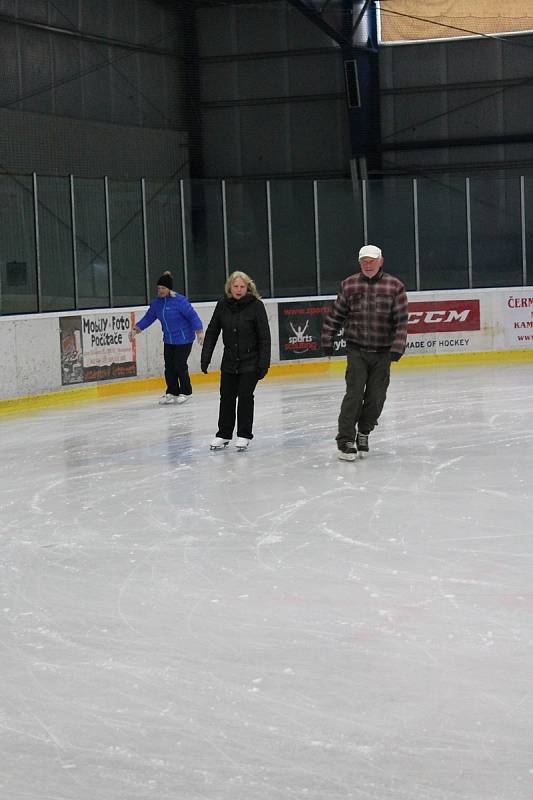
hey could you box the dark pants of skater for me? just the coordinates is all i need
[163,343,193,397]
[217,371,259,440]
[336,348,391,445]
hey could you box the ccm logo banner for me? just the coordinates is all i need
[407,300,480,334]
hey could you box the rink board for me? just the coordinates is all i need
[1,286,532,411]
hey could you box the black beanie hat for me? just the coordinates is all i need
[157,271,173,290]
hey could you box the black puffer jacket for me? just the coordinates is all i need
[201,294,271,376]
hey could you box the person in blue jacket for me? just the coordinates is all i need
[129,271,204,405]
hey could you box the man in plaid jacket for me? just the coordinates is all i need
[321,244,408,461]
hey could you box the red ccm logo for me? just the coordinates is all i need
[407,300,480,334]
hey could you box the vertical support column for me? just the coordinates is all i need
[104,176,113,306]
[32,172,42,312]
[222,179,229,279]
[413,178,420,291]
[69,175,79,309]
[266,180,274,297]
[466,177,473,289]
[520,175,527,286]
[362,178,368,244]
[141,178,150,303]
[313,180,321,295]
[180,179,189,297]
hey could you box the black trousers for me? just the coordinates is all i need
[163,342,193,396]
[336,349,391,444]
[217,371,258,440]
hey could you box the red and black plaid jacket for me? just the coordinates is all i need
[321,270,408,356]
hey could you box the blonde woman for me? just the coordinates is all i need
[201,271,271,450]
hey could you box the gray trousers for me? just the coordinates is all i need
[336,348,391,444]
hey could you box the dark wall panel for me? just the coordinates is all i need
[0,21,22,108]
[289,53,344,95]
[0,108,189,179]
[238,59,288,99]
[196,6,237,57]
[197,1,351,178]
[82,42,113,122]
[203,109,243,176]
[290,100,349,174]
[0,0,187,177]
[236,2,288,52]
[379,31,533,174]
[52,36,84,118]
[240,106,291,176]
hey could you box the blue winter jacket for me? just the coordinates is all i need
[136,293,203,345]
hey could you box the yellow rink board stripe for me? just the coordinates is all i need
[1,349,532,418]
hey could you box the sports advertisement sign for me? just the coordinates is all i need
[278,297,483,360]
[405,299,481,354]
[278,300,345,360]
[60,312,137,385]
[503,292,533,348]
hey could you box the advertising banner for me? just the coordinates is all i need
[503,292,533,348]
[278,297,484,360]
[405,298,481,354]
[278,300,346,360]
[60,312,137,385]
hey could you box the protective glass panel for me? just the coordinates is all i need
[366,178,416,290]
[317,180,364,295]
[145,179,184,298]
[470,176,522,288]
[225,181,270,298]
[0,175,37,314]
[74,178,109,309]
[270,180,316,297]
[417,177,469,290]
[37,176,75,311]
[108,180,145,307]
[183,181,225,302]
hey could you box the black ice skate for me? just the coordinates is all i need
[356,431,369,458]
[337,441,357,462]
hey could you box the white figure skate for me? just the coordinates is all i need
[234,437,250,451]
[210,437,230,450]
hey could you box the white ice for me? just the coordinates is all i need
[1,363,533,800]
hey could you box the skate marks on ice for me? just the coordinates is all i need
[1,364,533,799]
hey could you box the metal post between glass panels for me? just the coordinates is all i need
[362,179,368,244]
[520,175,527,286]
[465,177,473,289]
[266,180,274,297]
[413,178,420,291]
[180,180,189,297]
[32,173,42,313]
[313,180,321,295]
[141,178,150,303]
[103,176,113,306]
[69,175,79,309]
[221,179,229,279]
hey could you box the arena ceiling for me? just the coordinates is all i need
[379,0,533,42]
[189,0,533,43]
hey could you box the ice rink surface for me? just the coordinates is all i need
[1,362,533,800]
